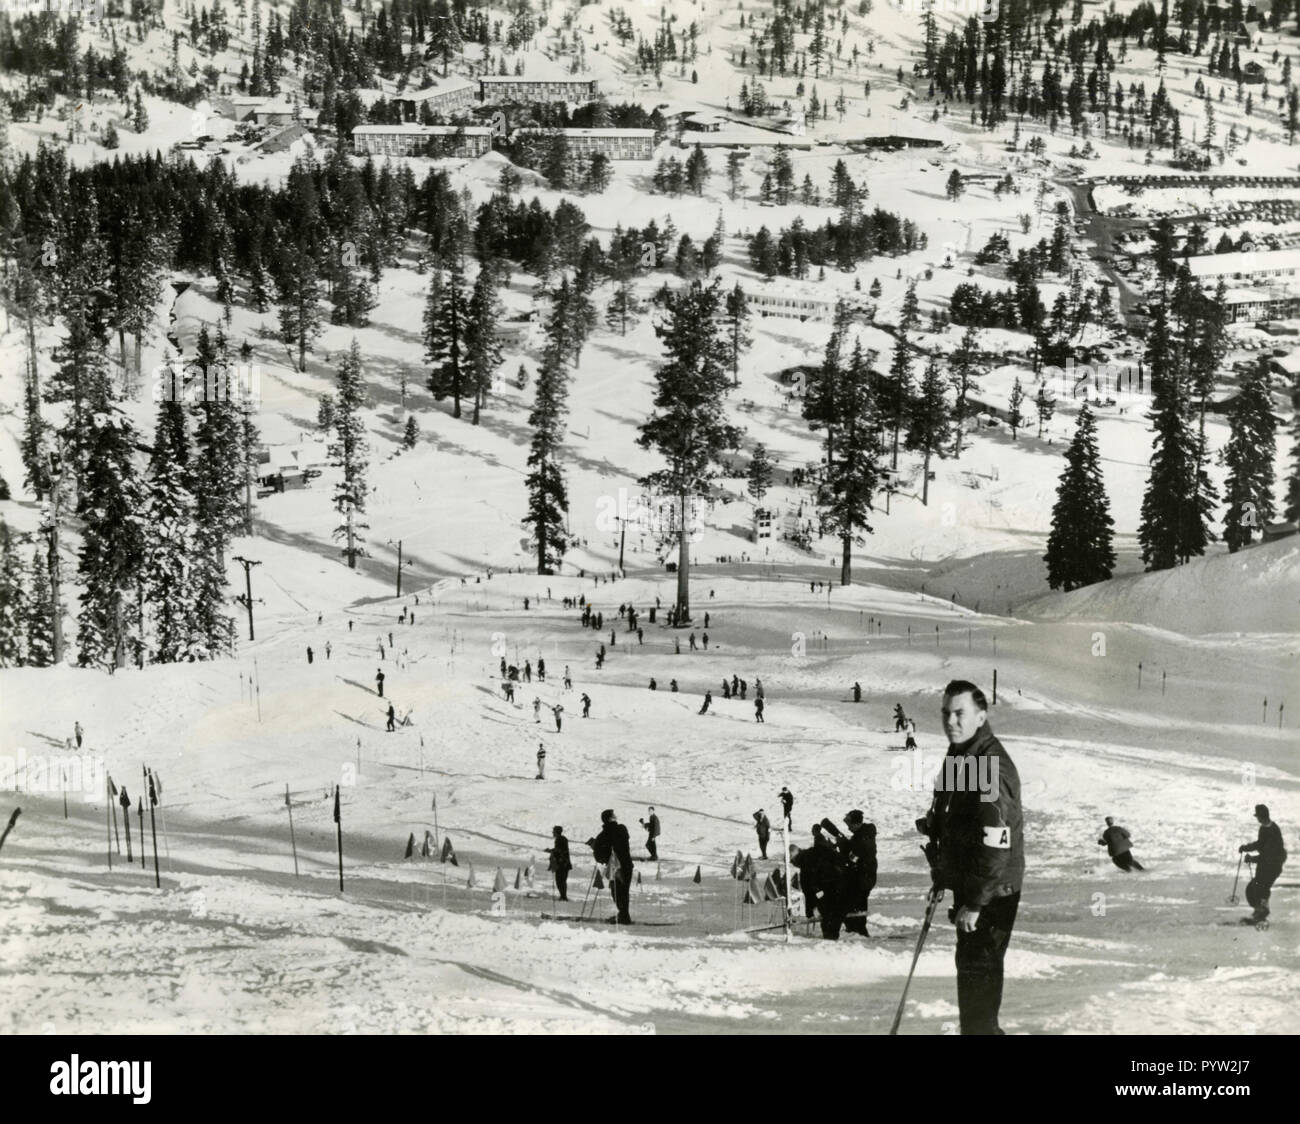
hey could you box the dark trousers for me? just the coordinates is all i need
[554,869,569,901]
[646,837,658,861]
[1112,852,1143,872]
[612,871,632,922]
[758,835,769,859]
[1246,863,1281,915]
[955,891,1019,1035]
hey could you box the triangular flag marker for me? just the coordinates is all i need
[492,868,507,893]
[693,866,702,884]
[404,832,415,859]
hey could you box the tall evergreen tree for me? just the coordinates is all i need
[26,544,54,667]
[144,404,202,663]
[1220,359,1278,551]
[75,406,146,670]
[723,283,752,389]
[949,325,982,458]
[0,522,26,666]
[330,340,370,569]
[277,243,322,373]
[905,354,950,506]
[1139,311,1213,569]
[747,442,774,504]
[523,315,572,575]
[637,281,741,621]
[425,261,469,419]
[818,339,883,585]
[466,267,503,425]
[1045,405,1116,590]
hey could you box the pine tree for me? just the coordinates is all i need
[523,297,574,575]
[425,262,469,419]
[905,354,950,506]
[465,267,503,425]
[1035,386,1055,438]
[804,301,851,466]
[0,521,26,666]
[819,340,883,585]
[144,404,202,663]
[747,443,774,504]
[26,544,54,667]
[131,87,149,133]
[1220,359,1277,551]
[1045,405,1116,590]
[949,325,982,458]
[885,333,914,470]
[1007,377,1026,439]
[330,340,370,569]
[638,281,741,621]
[277,243,321,373]
[75,406,146,670]
[403,415,420,449]
[723,283,752,389]
[1140,323,1212,569]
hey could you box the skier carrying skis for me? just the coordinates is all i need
[1240,804,1287,923]
[916,680,1024,1035]
[1098,817,1145,872]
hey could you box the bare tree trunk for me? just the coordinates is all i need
[922,444,931,506]
[840,534,851,586]
[346,504,356,569]
[675,491,690,623]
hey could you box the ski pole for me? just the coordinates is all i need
[890,888,943,1036]
[1228,853,1243,904]
[578,867,599,921]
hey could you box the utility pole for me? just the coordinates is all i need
[388,539,403,597]
[231,556,262,641]
[617,516,626,574]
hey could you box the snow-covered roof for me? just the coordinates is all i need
[395,78,476,101]
[1187,247,1300,279]
[514,128,655,138]
[353,125,492,136]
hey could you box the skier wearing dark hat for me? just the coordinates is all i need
[840,809,877,936]
[1240,804,1287,924]
[547,826,572,901]
[588,810,634,923]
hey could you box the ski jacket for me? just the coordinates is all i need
[591,822,633,873]
[547,836,572,872]
[754,813,771,840]
[644,814,661,839]
[1099,825,1132,856]
[928,721,1024,909]
[1243,822,1287,869]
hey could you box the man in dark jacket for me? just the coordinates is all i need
[1098,817,1144,871]
[917,679,1024,1035]
[1240,804,1287,923]
[639,807,661,861]
[547,826,572,901]
[754,809,771,858]
[589,809,634,923]
[779,786,794,826]
[791,834,845,936]
[840,810,878,936]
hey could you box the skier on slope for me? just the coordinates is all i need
[916,679,1024,1035]
[386,704,396,732]
[536,744,546,780]
[699,690,713,715]
[581,693,591,718]
[551,704,564,733]
[639,807,661,861]
[547,826,572,901]
[754,809,771,859]
[1240,804,1287,924]
[779,786,794,826]
[533,697,542,724]
[1097,816,1145,872]
[588,810,634,924]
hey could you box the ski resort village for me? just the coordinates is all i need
[0,0,1298,1043]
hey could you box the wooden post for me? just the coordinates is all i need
[992,668,998,706]
[106,775,113,870]
[147,769,160,889]
[334,785,344,893]
[286,783,299,877]
[432,793,440,850]
[138,772,146,869]
[62,768,68,820]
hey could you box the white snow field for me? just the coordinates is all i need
[2,0,1300,1034]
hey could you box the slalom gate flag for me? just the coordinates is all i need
[514,868,523,890]
[492,868,507,893]
[333,787,341,823]
[467,864,477,888]
[108,775,117,797]
[153,772,162,797]
[693,866,702,884]
[593,867,605,890]
[636,871,642,885]
[404,833,415,859]
[421,831,433,858]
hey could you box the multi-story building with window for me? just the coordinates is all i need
[478,76,598,104]
[351,124,493,158]
[513,127,656,160]
[394,77,477,119]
